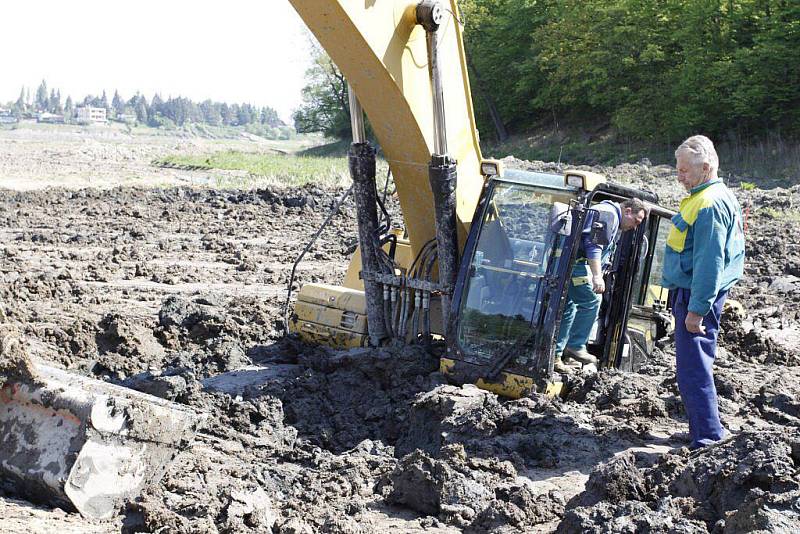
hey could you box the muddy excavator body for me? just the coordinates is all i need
[288,0,677,397]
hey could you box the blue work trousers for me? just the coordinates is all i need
[555,264,601,356]
[671,287,727,448]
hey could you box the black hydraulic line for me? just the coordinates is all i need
[379,233,398,263]
[409,238,437,278]
[350,142,388,345]
[376,167,392,235]
[282,184,354,334]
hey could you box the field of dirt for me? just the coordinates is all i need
[2,125,800,533]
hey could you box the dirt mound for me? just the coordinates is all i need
[385,444,564,531]
[0,327,42,387]
[560,429,800,532]
[268,343,442,452]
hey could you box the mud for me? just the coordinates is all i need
[559,429,800,533]
[2,130,800,532]
[0,326,43,387]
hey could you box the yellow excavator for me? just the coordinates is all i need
[287,0,676,398]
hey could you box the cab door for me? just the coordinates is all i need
[611,208,675,371]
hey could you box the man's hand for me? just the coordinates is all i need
[592,275,605,294]
[685,311,706,334]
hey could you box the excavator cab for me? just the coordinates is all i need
[441,169,676,397]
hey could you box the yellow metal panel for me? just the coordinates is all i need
[296,283,366,314]
[475,376,534,399]
[289,318,367,349]
[440,357,563,400]
[288,0,485,261]
[294,300,368,334]
[439,357,456,374]
[343,232,415,290]
[565,169,607,191]
[544,381,565,397]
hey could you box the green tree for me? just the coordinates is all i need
[35,80,48,111]
[14,87,26,116]
[199,100,222,126]
[48,89,62,114]
[112,90,125,117]
[64,96,74,120]
[135,96,149,124]
[293,42,350,138]
[149,94,163,126]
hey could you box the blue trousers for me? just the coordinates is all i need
[555,264,601,356]
[671,287,727,448]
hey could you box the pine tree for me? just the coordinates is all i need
[48,89,61,114]
[35,80,48,111]
[149,94,163,126]
[64,96,73,120]
[112,90,125,117]
[100,90,109,111]
[135,97,148,125]
[14,87,26,114]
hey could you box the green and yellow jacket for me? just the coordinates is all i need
[662,179,745,315]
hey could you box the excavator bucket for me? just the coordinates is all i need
[0,334,204,519]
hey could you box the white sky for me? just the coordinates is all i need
[0,0,312,121]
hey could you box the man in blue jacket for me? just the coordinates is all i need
[663,135,745,449]
[554,197,647,372]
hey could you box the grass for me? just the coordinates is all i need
[156,149,352,187]
[759,207,800,222]
[155,139,393,189]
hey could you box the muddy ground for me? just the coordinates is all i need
[1,126,800,532]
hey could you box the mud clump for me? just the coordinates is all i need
[753,375,800,427]
[386,444,565,531]
[273,343,441,452]
[396,383,646,471]
[0,327,42,388]
[158,295,239,343]
[560,429,800,532]
[566,369,670,418]
[94,314,167,378]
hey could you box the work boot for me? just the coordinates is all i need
[563,346,598,366]
[553,356,570,374]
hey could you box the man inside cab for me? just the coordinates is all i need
[554,198,648,373]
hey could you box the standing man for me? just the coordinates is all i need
[554,197,648,372]
[664,135,745,449]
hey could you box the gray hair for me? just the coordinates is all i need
[675,135,719,174]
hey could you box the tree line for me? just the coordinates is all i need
[8,80,286,130]
[464,0,799,143]
[295,0,799,146]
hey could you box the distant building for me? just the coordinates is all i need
[75,106,107,124]
[37,112,65,124]
[0,108,17,124]
[114,112,137,123]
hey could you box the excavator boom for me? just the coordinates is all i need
[288,0,486,262]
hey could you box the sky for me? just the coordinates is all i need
[0,0,313,121]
